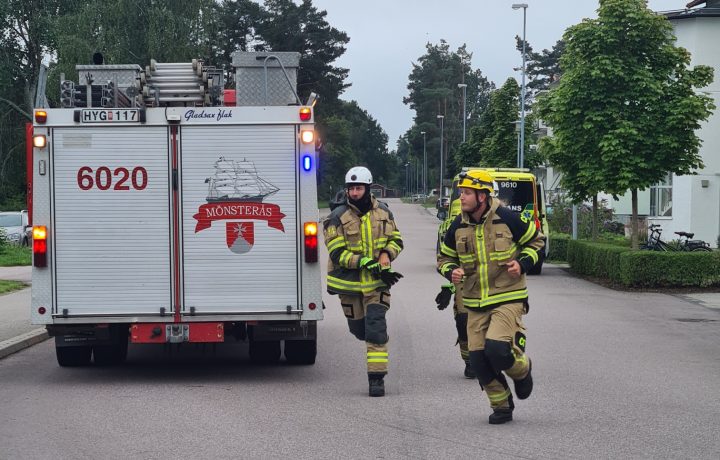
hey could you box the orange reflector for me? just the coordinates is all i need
[33,226,47,240]
[304,222,318,236]
[33,135,46,148]
[300,130,314,144]
[35,110,48,123]
[299,107,312,121]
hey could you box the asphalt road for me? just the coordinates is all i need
[1,199,719,459]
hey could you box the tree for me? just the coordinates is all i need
[515,37,565,102]
[538,0,715,248]
[404,41,494,190]
[454,78,541,170]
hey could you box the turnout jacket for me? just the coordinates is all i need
[324,195,404,295]
[437,198,545,310]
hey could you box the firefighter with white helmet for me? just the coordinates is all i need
[437,169,545,424]
[323,166,404,397]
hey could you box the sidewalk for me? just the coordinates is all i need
[0,266,47,359]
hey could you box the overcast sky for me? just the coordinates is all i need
[310,0,685,147]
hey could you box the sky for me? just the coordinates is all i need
[309,0,685,147]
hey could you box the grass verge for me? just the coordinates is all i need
[0,245,32,266]
[0,280,26,294]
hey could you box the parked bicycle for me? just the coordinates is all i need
[641,224,711,252]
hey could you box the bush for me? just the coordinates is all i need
[567,239,720,287]
[547,233,570,261]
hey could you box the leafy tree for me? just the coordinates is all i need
[538,0,715,248]
[454,78,541,170]
[515,37,565,102]
[404,41,494,190]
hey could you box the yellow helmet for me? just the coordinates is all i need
[457,170,494,193]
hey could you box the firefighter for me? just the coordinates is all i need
[323,166,404,397]
[437,170,545,424]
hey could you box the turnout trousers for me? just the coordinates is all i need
[467,302,530,410]
[339,291,391,375]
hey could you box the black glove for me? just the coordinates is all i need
[379,267,403,287]
[435,284,454,310]
[359,257,382,276]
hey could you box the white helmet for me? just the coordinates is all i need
[345,166,372,185]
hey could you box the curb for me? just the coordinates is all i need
[0,328,49,360]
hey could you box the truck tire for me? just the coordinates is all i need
[284,339,317,365]
[93,339,128,366]
[56,345,92,367]
[527,261,543,275]
[249,340,281,364]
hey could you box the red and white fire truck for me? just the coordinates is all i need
[29,52,322,366]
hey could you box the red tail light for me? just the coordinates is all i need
[299,107,312,121]
[304,222,318,263]
[33,226,47,267]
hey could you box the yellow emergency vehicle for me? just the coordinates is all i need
[437,167,549,274]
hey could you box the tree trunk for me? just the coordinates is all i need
[592,194,598,241]
[631,188,639,249]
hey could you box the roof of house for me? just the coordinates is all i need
[663,1,720,19]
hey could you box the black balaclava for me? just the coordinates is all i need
[347,184,373,215]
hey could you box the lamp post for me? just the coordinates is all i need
[457,83,467,143]
[421,131,427,195]
[404,162,409,197]
[512,3,528,168]
[437,114,445,203]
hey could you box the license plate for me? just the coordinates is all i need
[80,109,139,123]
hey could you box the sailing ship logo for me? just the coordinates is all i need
[205,157,279,202]
[193,156,285,254]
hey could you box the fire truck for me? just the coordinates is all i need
[29,52,322,366]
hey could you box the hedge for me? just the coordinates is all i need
[547,233,570,262]
[567,240,720,287]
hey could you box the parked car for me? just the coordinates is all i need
[0,210,30,246]
[436,197,450,209]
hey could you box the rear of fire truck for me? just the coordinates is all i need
[29,52,322,366]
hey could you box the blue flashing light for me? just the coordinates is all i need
[302,155,312,171]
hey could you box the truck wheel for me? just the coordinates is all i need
[527,261,543,275]
[93,339,128,366]
[249,340,281,364]
[56,346,92,367]
[284,339,317,365]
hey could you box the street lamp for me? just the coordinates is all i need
[512,3,528,168]
[437,114,445,203]
[420,131,427,195]
[457,83,467,143]
[404,162,409,197]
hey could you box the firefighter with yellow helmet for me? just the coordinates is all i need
[323,166,404,397]
[437,170,545,424]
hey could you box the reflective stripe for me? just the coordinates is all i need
[387,241,402,253]
[518,222,536,245]
[462,288,529,309]
[520,247,538,264]
[475,225,489,299]
[326,236,346,252]
[367,359,389,363]
[339,251,352,267]
[458,254,474,263]
[367,352,388,356]
[374,237,388,250]
[367,352,389,363]
[488,389,511,402]
[441,243,458,258]
[361,214,373,258]
[391,231,402,237]
[440,263,458,276]
[489,244,518,261]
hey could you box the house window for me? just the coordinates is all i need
[650,174,672,217]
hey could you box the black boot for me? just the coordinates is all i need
[463,361,476,379]
[368,374,385,397]
[514,359,533,400]
[489,394,514,425]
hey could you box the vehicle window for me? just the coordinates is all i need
[496,181,535,214]
[0,214,22,227]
